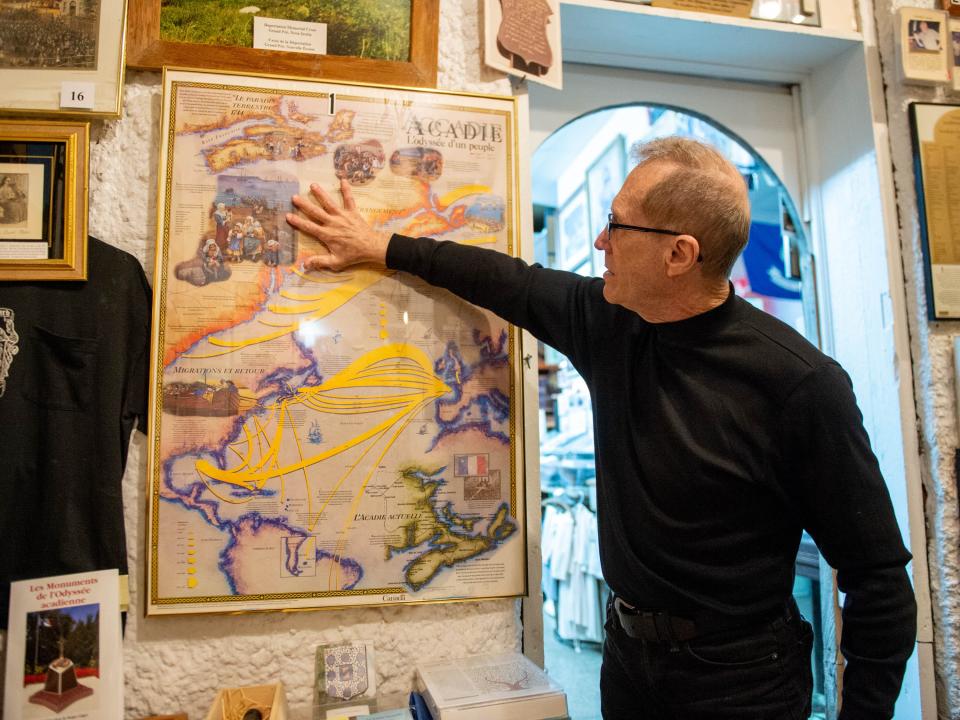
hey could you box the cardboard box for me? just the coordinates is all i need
[205,682,289,720]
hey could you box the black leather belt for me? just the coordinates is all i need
[613,596,699,643]
[611,595,795,645]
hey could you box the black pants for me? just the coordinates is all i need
[601,599,814,719]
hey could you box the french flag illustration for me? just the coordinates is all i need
[455,454,488,476]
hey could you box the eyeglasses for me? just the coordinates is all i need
[606,213,703,263]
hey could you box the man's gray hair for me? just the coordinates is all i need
[632,137,751,278]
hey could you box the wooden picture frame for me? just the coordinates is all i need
[0,120,89,282]
[126,0,439,87]
[909,102,960,319]
[0,0,127,118]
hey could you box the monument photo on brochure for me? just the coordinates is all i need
[3,569,123,720]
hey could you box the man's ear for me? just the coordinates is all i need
[664,234,701,277]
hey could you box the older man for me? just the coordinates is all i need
[287,137,916,720]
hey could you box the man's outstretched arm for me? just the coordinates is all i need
[287,180,610,374]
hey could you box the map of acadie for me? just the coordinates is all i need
[148,73,526,615]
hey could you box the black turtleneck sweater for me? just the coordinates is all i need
[387,233,916,720]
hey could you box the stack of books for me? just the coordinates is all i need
[415,652,568,720]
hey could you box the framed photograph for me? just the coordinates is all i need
[146,68,526,615]
[556,186,590,270]
[909,102,960,319]
[0,0,127,117]
[126,0,439,87]
[0,119,89,282]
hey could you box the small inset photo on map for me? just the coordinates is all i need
[464,470,500,502]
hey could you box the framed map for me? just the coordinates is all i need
[126,0,438,88]
[147,68,526,615]
[0,0,127,117]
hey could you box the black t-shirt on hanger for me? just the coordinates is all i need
[0,237,151,626]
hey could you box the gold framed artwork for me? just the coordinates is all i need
[0,0,127,118]
[126,0,439,87]
[0,120,89,281]
[146,68,526,615]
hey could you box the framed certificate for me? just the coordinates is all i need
[0,120,89,281]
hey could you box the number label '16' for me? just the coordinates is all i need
[59,82,95,110]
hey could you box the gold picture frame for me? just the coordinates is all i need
[0,120,89,281]
[0,0,128,118]
[126,0,439,87]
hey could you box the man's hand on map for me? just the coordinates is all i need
[287,179,391,271]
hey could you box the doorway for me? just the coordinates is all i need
[529,64,828,720]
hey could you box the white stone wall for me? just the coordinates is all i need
[0,2,521,718]
[871,0,960,716]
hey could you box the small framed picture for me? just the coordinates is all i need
[0,0,127,117]
[556,186,590,271]
[897,8,951,85]
[0,120,89,282]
